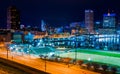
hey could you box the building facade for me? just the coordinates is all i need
[41,20,47,32]
[0,29,11,42]
[103,13,116,28]
[7,6,20,30]
[85,10,94,33]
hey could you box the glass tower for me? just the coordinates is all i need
[103,13,116,28]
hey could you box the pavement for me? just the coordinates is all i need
[0,47,99,74]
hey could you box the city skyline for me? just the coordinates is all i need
[0,0,120,28]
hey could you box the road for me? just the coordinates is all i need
[0,47,99,74]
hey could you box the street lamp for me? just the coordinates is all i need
[44,45,47,72]
[45,56,47,72]
[7,49,8,58]
[75,34,78,63]
[27,44,31,58]
[3,38,9,59]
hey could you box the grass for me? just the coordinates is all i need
[60,52,120,67]
[60,48,120,67]
[74,48,120,58]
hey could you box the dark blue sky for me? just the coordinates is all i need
[0,0,120,28]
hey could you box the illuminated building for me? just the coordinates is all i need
[12,32,23,43]
[98,12,116,34]
[24,32,34,42]
[71,29,76,35]
[7,6,20,30]
[20,24,25,29]
[70,22,84,28]
[85,10,94,33]
[0,29,11,42]
[103,13,116,28]
[54,27,63,34]
[41,20,47,31]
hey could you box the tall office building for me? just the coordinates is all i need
[98,12,116,34]
[103,12,116,28]
[85,10,94,33]
[41,20,47,31]
[7,6,20,30]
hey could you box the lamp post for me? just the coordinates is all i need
[75,34,78,63]
[27,44,31,58]
[75,47,77,63]
[7,49,8,58]
[44,45,47,72]
[45,56,46,72]
[4,39,9,59]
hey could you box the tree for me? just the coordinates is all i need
[62,57,72,64]
[92,63,99,72]
[101,65,108,71]
[111,67,117,74]
[76,60,84,66]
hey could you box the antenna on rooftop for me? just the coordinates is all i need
[108,9,110,16]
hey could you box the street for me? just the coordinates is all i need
[0,47,99,74]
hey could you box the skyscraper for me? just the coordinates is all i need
[7,6,20,30]
[85,10,94,33]
[103,12,116,28]
[41,20,46,31]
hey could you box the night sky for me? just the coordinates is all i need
[0,0,120,28]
